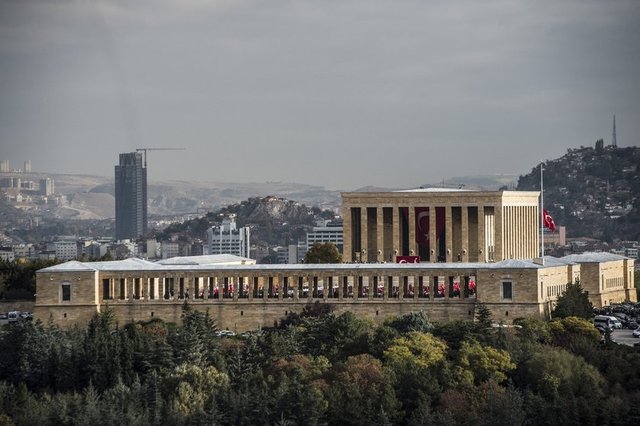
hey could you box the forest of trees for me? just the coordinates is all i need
[1,302,640,425]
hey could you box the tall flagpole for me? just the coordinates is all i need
[540,162,544,263]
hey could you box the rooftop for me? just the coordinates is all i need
[561,252,629,263]
[394,188,476,193]
[37,254,601,274]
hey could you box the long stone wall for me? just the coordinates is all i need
[36,298,548,332]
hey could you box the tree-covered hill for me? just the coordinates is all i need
[517,144,640,241]
[157,196,336,246]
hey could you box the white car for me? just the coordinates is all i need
[632,327,640,338]
[607,316,623,329]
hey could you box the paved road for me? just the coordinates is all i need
[611,328,640,347]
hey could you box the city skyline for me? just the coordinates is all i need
[1,0,639,190]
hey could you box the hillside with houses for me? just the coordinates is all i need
[517,143,640,242]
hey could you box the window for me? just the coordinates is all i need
[103,279,111,300]
[502,281,513,300]
[61,283,71,301]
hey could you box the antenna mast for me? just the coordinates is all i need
[612,115,617,147]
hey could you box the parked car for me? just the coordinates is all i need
[633,327,640,338]
[594,315,615,332]
[606,316,623,329]
[7,311,21,323]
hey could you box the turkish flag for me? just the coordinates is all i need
[542,209,556,232]
[415,207,429,245]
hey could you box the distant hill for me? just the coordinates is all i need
[421,174,519,190]
[41,175,343,219]
[158,196,336,247]
[517,144,640,241]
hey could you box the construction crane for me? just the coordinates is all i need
[136,147,186,168]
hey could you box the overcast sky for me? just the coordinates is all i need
[1,0,638,189]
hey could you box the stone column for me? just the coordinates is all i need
[392,207,400,261]
[311,276,318,300]
[376,207,384,262]
[147,276,153,300]
[478,205,485,262]
[322,275,329,301]
[495,205,503,261]
[461,205,469,262]
[445,205,453,263]
[382,275,389,301]
[429,206,437,263]
[343,206,353,262]
[293,275,299,301]
[414,275,420,300]
[408,206,416,257]
[361,207,368,262]
[233,276,239,302]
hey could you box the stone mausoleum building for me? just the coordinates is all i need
[342,189,540,263]
[35,189,636,331]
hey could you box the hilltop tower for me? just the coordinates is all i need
[612,115,617,147]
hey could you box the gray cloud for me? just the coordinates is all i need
[1,0,638,189]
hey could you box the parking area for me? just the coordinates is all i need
[611,329,640,347]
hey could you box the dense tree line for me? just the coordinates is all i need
[0,259,60,300]
[1,302,640,425]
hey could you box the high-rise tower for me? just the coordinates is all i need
[115,152,147,240]
[612,115,617,147]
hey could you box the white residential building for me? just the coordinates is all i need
[306,225,343,252]
[55,241,79,261]
[161,242,180,259]
[0,249,15,261]
[12,244,36,259]
[206,215,250,258]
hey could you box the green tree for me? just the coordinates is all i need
[440,381,525,426]
[264,354,329,425]
[325,354,400,426]
[0,259,60,299]
[384,311,434,334]
[303,243,342,264]
[296,311,373,362]
[453,341,515,386]
[515,346,605,424]
[383,332,450,416]
[384,332,447,371]
[169,304,219,367]
[162,363,228,418]
[552,280,593,319]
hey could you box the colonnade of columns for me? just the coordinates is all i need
[99,271,478,303]
[344,205,499,263]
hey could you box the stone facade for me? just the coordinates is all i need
[561,254,636,307]
[342,189,540,263]
[35,254,635,331]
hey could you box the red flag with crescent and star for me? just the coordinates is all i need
[542,209,556,232]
